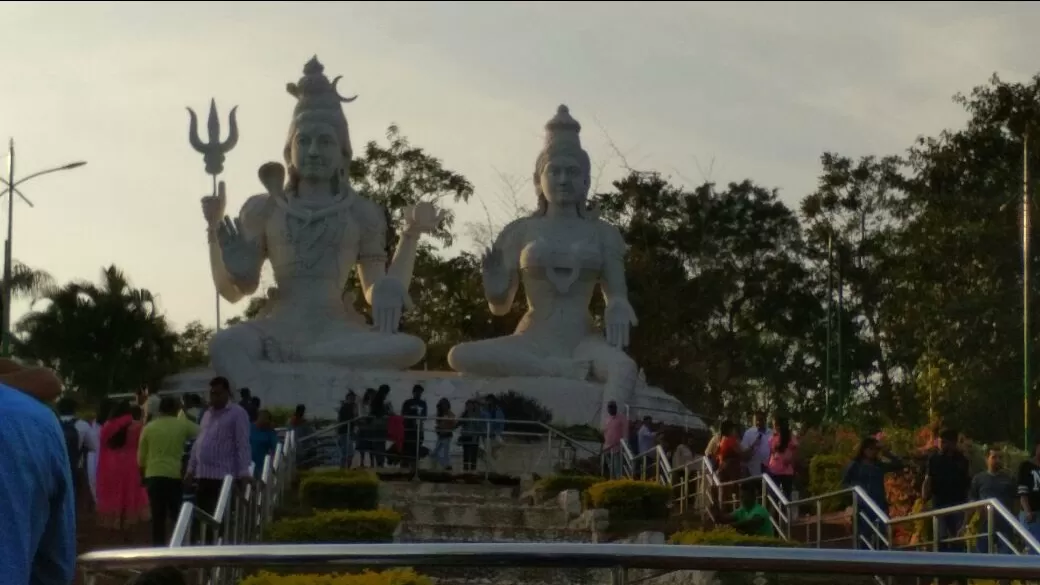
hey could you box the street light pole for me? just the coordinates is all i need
[1024,132,1032,453]
[4,139,16,356]
[0,139,86,356]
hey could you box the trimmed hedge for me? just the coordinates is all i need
[586,479,671,522]
[240,569,430,585]
[265,509,401,543]
[535,474,599,498]
[299,470,380,511]
[669,526,792,547]
[808,454,849,513]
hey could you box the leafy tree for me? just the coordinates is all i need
[800,154,909,423]
[174,320,213,370]
[876,73,1040,442]
[14,265,178,397]
[597,172,822,422]
[6,260,55,300]
[349,124,474,248]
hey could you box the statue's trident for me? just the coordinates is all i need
[187,99,238,331]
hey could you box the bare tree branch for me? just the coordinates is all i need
[463,168,534,251]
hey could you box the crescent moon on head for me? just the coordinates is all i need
[331,76,358,103]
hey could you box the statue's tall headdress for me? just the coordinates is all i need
[542,104,583,157]
[283,56,358,169]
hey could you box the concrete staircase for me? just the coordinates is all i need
[384,482,596,544]
[382,481,605,585]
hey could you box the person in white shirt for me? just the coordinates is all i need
[740,411,772,476]
[56,397,100,501]
[637,417,656,454]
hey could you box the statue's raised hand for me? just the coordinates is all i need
[201,181,228,225]
[401,201,444,236]
[371,276,411,334]
[605,298,638,349]
[216,214,261,282]
[481,246,511,298]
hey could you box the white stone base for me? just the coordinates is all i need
[161,364,704,429]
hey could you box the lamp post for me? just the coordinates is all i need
[1,138,86,355]
[1024,132,1032,452]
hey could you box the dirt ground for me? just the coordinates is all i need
[75,498,152,585]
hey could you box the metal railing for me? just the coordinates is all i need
[621,443,1040,558]
[164,430,297,585]
[78,543,1040,583]
[294,413,601,480]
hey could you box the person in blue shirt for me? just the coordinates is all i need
[0,377,76,585]
[250,409,280,480]
[480,395,506,460]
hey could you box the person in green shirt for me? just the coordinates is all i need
[718,483,774,537]
[138,396,200,545]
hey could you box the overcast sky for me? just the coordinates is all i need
[3,1,1037,330]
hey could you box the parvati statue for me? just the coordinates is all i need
[201,57,436,394]
[447,105,640,412]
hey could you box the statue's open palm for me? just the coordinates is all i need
[481,246,511,297]
[216,215,260,282]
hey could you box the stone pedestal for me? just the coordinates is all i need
[161,364,703,428]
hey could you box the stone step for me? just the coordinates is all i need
[389,501,568,530]
[380,481,519,504]
[395,523,596,543]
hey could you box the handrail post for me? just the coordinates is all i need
[611,566,628,585]
[987,504,995,554]
[413,416,422,482]
[932,516,941,552]
[484,416,492,483]
[815,500,822,548]
[852,494,860,550]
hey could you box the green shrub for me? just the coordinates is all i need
[669,527,793,585]
[269,406,294,427]
[586,479,671,522]
[535,474,599,498]
[240,569,429,585]
[553,424,604,442]
[808,454,849,513]
[669,526,792,547]
[265,509,401,543]
[299,470,380,510]
[494,390,552,433]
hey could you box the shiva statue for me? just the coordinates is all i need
[200,57,437,394]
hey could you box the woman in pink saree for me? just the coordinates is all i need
[96,401,150,535]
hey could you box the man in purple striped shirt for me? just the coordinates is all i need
[184,376,252,519]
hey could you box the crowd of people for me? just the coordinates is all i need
[13,356,1040,585]
[52,376,277,548]
[320,384,506,472]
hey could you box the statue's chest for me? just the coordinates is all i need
[267,207,359,272]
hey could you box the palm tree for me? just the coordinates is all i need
[16,264,178,396]
[7,260,55,300]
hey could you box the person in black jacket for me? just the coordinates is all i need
[337,391,358,468]
[401,385,428,471]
